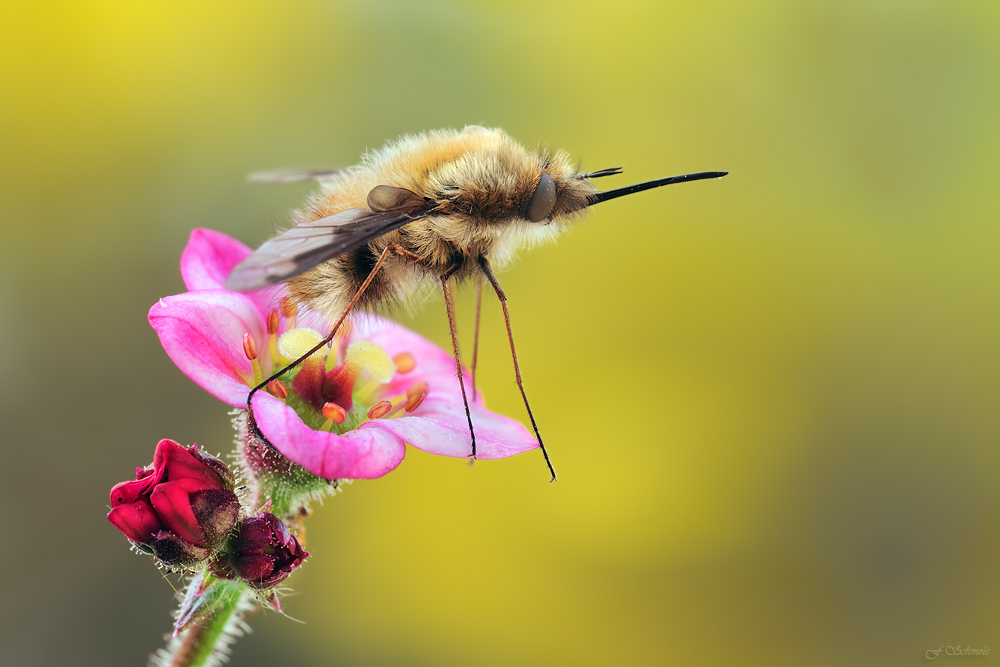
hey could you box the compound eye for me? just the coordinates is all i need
[526,172,557,222]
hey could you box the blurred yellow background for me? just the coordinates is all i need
[3,1,999,665]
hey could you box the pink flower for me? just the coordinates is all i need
[149,229,538,480]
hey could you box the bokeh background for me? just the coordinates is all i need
[3,1,999,665]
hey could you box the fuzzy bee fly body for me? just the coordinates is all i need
[228,126,727,481]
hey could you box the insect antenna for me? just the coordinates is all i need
[578,166,624,179]
[478,256,558,483]
[440,272,478,460]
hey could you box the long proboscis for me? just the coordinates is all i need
[588,171,728,205]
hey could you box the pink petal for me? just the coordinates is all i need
[149,291,267,407]
[251,392,406,479]
[373,406,539,460]
[181,228,289,321]
[181,229,253,291]
[349,317,538,458]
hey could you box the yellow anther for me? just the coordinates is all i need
[344,341,395,383]
[277,328,326,361]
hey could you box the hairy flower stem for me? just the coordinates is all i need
[152,576,254,667]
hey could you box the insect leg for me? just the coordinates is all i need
[478,256,557,483]
[471,277,483,402]
[440,270,478,459]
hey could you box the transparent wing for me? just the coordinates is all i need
[247,168,346,184]
[225,206,430,291]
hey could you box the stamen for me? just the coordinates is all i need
[366,400,392,420]
[393,352,416,373]
[267,309,282,364]
[340,319,354,340]
[406,380,428,398]
[321,402,347,424]
[320,402,347,432]
[243,333,263,385]
[277,328,326,360]
[279,297,298,327]
[404,391,426,413]
[242,333,258,360]
[346,342,395,383]
[267,380,288,400]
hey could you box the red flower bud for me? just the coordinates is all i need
[225,513,308,589]
[108,440,240,568]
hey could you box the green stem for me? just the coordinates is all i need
[153,576,254,667]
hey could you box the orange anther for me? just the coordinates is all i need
[404,391,426,413]
[338,319,353,339]
[366,400,392,420]
[267,380,288,399]
[321,402,347,424]
[267,309,280,335]
[406,380,428,398]
[242,333,258,360]
[279,297,298,319]
[393,352,416,373]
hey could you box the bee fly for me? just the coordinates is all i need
[228,126,727,481]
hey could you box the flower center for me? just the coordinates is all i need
[240,310,428,434]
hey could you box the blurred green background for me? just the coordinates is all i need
[3,1,999,665]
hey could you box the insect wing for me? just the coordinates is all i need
[225,207,429,291]
[247,168,345,184]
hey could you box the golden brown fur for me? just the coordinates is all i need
[285,127,598,322]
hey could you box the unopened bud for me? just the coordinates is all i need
[226,513,308,589]
[108,440,240,568]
